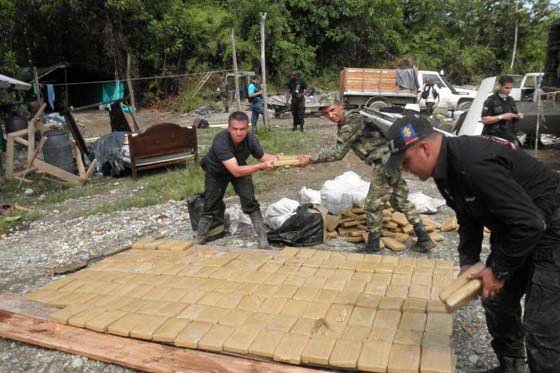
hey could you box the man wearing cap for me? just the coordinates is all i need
[386,113,560,373]
[299,102,435,254]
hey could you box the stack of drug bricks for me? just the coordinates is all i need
[27,239,456,372]
[326,206,450,252]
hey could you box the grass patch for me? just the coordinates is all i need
[90,164,206,215]
[0,210,41,235]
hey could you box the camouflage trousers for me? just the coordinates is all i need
[364,164,421,234]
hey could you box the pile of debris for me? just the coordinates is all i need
[325,206,461,251]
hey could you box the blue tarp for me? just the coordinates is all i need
[101,81,125,104]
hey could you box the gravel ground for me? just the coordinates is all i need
[0,109,506,372]
[0,181,497,372]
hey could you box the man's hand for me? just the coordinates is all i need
[468,267,504,301]
[259,159,276,172]
[517,112,525,120]
[459,264,472,276]
[502,112,518,121]
[298,155,311,168]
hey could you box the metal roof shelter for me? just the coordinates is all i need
[0,74,32,91]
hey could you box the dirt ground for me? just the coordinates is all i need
[1,106,556,372]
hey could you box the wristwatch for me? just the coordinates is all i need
[494,270,510,281]
[498,114,503,120]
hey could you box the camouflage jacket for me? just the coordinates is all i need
[310,111,389,165]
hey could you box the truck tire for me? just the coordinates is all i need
[365,97,390,111]
[457,101,472,111]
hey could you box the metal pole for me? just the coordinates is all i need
[260,13,270,130]
[230,28,241,111]
[534,92,543,156]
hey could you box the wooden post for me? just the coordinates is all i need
[231,28,241,111]
[126,53,136,111]
[34,67,43,105]
[259,13,270,130]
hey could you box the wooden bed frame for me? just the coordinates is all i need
[127,122,198,178]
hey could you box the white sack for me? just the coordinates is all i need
[224,205,252,234]
[320,171,370,214]
[264,198,300,230]
[299,187,321,205]
[407,192,446,214]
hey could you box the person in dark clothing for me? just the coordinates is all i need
[196,111,278,249]
[481,75,525,143]
[286,71,307,132]
[386,113,560,373]
[420,78,439,115]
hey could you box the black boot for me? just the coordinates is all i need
[194,215,212,244]
[249,210,272,250]
[358,232,381,253]
[292,126,297,132]
[484,356,528,373]
[412,222,436,253]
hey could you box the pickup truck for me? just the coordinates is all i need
[339,68,477,112]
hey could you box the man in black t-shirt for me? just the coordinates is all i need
[481,75,525,143]
[286,71,307,132]
[197,111,278,249]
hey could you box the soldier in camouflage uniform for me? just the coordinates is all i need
[299,102,435,253]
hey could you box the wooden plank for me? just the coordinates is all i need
[0,293,322,373]
[33,159,82,185]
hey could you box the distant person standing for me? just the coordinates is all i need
[247,77,264,130]
[286,71,307,132]
[481,75,525,143]
[420,78,439,115]
[215,76,229,113]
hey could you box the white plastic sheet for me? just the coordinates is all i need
[320,171,370,214]
[264,198,300,230]
[407,192,446,214]
[298,187,321,205]
[224,205,252,234]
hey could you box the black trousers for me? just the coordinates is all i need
[201,171,260,223]
[291,99,305,128]
[483,210,560,372]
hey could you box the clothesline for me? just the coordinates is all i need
[42,69,235,87]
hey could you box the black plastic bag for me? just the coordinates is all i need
[186,193,225,240]
[267,204,324,247]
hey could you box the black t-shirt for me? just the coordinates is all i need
[201,130,264,176]
[287,78,307,100]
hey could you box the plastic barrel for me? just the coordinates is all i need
[5,115,28,134]
[42,129,75,173]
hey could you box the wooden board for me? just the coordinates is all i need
[0,293,323,373]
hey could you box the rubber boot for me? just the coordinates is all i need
[194,215,212,245]
[358,232,381,253]
[483,356,528,373]
[412,222,436,253]
[249,210,272,250]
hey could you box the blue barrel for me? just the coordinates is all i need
[42,129,75,173]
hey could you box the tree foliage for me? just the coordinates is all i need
[0,0,557,104]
